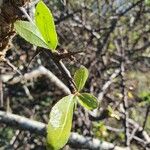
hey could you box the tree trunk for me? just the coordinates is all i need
[0,0,30,57]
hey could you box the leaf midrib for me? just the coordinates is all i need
[17,22,48,48]
[57,95,74,143]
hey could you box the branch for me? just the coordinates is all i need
[98,68,120,101]
[2,65,71,95]
[127,118,150,144]
[142,105,150,130]
[0,111,127,150]
[117,0,144,16]
[42,49,77,94]
[89,110,150,148]
[97,0,144,54]
[89,69,120,120]
[0,111,46,135]
[18,6,77,94]
[115,39,130,146]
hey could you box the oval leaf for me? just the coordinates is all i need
[47,94,75,150]
[14,21,48,49]
[35,1,58,51]
[74,66,89,92]
[77,93,98,110]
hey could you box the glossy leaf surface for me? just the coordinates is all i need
[35,1,58,51]
[77,93,98,110]
[14,21,48,49]
[47,94,75,150]
[74,66,89,92]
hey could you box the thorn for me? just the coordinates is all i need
[2,58,23,76]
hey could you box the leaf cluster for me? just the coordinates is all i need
[14,1,58,52]
[14,1,98,150]
[47,66,98,150]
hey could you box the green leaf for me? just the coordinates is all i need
[74,66,89,92]
[107,106,120,120]
[35,1,58,51]
[139,91,150,103]
[77,93,98,110]
[14,21,49,49]
[47,94,75,150]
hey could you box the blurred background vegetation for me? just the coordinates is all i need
[0,0,150,149]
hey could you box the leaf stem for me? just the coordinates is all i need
[43,49,77,94]
[18,6,77,94]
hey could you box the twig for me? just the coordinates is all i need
[97,0,144,54]
[117,0,144,16]
[23,85,33,100]
[1,65,71,95]
[127,118,150,145]
[18,7,77,94]
[0,111,46,135]
[89,68,120,120]
[0,78,3,108]
[98,68,120,101]
[10,130,21,147]
[0,110,128,150]
[2,58,23,77]
[132,136,147,147]
[106,126,124,133]
[89,109,150,148]
[128,124,139,144]
[115,39,130,147]
[142,105,150,130]
[1,66,71,94]
[42,49,76,93]
[19,7,34,23]
[6,65,71,95]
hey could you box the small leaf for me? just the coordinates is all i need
[139,91,150,103]
[35,1,58,51]
[74,66,89,92]
[47,94,75,150]
[107,106,120,120]
[14,21,49,49]
[77,93,98,110]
